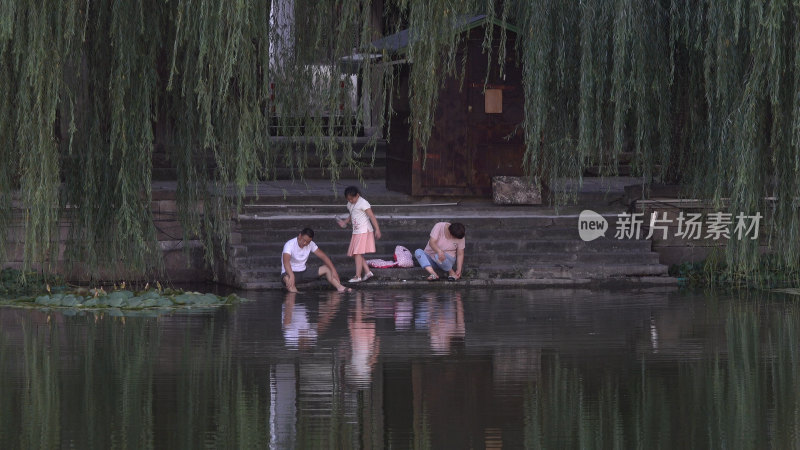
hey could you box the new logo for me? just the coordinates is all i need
[578,210,608,242]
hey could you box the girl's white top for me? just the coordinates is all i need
[347,197,374,234]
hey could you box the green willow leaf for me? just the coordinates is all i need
[2,0,800,280]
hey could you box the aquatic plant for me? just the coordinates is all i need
[0,287,241,311]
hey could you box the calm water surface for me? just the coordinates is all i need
[1,287,799,449]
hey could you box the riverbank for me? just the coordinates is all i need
[4,177,683,288]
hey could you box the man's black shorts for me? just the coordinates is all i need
[281,265,322,284]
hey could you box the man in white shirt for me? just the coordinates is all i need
[281,228,350,293]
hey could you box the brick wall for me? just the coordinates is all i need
[3,193,212,283]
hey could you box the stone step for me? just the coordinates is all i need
[228,238,652,258]
[234,213,638,233]
[238,190,623,207]
[231,261,639,281]
[230,250,661,271]
[233,262,669,284]
[236,213,616,227]
[236,267,419,283]
[238,193,413,205]
[234,228,596,242]
[237,275,678,290]
[233,227,636,244]
[471,251,661,265]
[235,217,613,231]
[241,197,484,209]
[458,262,669,279]
[223,192,667,288]
[242,203,474,214]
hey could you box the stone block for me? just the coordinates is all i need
[155,220,188,241]
[492,176,542,205]
[229,231,242,245]
[157,200,178,214]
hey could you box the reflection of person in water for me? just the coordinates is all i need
[416,292,465,355]
[281,292,343,350]
[346,292,380,387]
[394,297,414,331]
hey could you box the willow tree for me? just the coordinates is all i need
[517,0,800,275]
[1,0,800,279]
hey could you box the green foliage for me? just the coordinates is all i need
[405,0,475,164]
[518,0,800,276]
[2,0,400,278]
[670,252,800,288]
[0,268,62,298]
[3,0,800,279]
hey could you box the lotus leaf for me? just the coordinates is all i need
[105,297,124,308]
[60,295,80,307]
[140,298,158,308]
[3,286,242,312]
[172,294,193,305]
[108,290,134,301]
[194,294,218,305]
[125,298,144,309]
[36,294,64,306]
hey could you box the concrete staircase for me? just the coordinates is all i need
[222,202,671,290]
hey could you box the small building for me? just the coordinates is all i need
[375,15,525,197]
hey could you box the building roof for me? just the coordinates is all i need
[370,14,519,55]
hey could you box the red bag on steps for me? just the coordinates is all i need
[394,246,414,268]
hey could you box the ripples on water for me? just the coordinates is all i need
[1,287,799,449]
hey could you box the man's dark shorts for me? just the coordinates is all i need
[281,265,323,285]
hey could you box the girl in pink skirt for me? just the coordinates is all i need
[337,186,382,282]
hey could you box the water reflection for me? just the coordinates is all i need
[415,292,465,355]
[0,310,269,449]
[347,292,380,387]
[3,289,800,448]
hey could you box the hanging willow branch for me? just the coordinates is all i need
[10,0,80,274]
[516,0,800,275]
[2,0,800,279]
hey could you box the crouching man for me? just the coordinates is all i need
[281,228,351,293]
